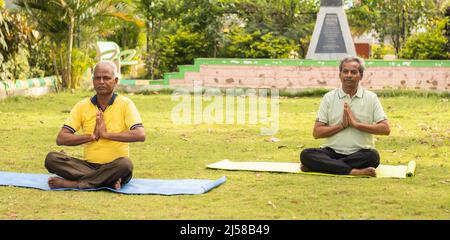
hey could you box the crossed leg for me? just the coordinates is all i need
[300,147,380,177]
[45,151,132,190]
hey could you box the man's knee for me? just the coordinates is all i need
[113,157,133,173]
[44,151,61,171]
[300,148,316,165]
[365,149,380,167]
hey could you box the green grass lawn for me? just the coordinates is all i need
[0,90,449,219]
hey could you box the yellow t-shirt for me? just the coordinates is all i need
[63,94,143,164]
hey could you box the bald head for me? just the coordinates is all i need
[92,61,119,96]
[93,61,118,79]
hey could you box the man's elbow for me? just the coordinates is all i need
[382,123,391,135]
[56,136,64,146]
[138,131,146,142]
[140,134,146,142]
[384,126,391,136]
[312,131,321,139]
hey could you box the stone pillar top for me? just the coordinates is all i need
[321,0,343,7]
[306,0,355,59]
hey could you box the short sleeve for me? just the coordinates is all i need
[124,99,143,130]
[63,102,83,133]
[373,96,387,123]
[316,95,329,124]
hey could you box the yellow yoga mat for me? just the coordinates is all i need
[207,160,416,178]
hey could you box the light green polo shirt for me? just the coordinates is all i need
[316,86,387,155]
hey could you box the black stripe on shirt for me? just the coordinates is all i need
[62,124,76,133]
[130,123,144,130]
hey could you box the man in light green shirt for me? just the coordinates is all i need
[300,57,391,177]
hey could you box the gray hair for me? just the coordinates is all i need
[339,56,365,77]
[93,60,119,79]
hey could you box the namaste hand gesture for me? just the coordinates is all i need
[93,110,107,140]
[342,103,358,129]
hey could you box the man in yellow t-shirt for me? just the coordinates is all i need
[45,61,146,190]
[300,57,391,177]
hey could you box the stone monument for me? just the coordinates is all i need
[306,0,356,60]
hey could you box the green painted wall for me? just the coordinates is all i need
[162,58,450,85]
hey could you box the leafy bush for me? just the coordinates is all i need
[399,18,450,59]
[252,32,298,58]
[1,9,52,81]
[221,27,298,58]
[371,44,395,59]
[105,20,141,51]
[27,37,55,78]
[6,47,31,81]
[70,48,95,89]
[0,10,30,81]
[156,27,209,76]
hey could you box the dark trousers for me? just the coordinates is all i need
[45,151,133,188]
[300,147,380,175]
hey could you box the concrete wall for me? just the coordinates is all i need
[168,62,450,91]
[0,77,57,100]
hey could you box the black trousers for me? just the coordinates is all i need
[300,147,380,175]
[45,151,133,188]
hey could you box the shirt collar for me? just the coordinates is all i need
[338,86,364,99]
[90,93,117,111]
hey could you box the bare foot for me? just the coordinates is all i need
[350,167,376,177]
[114,178,122,190]
[300,164,311,172]
[48,177,79,189]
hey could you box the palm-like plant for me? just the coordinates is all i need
[14,0,122,89]
[134,0,178,79]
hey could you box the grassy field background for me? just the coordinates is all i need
[0,90,449,219]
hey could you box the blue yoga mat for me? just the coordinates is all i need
[0,171,226,195]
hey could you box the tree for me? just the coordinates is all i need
[15,0,121,89]
[230,0,318,58]
[348,0,436,56]
[179,0,230,57]
[134,0,229,78]
[134,0,179,79]
[347,1,374,37]
[157,26,209,74]
[444,5,450,54]
[399,17,449,59]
